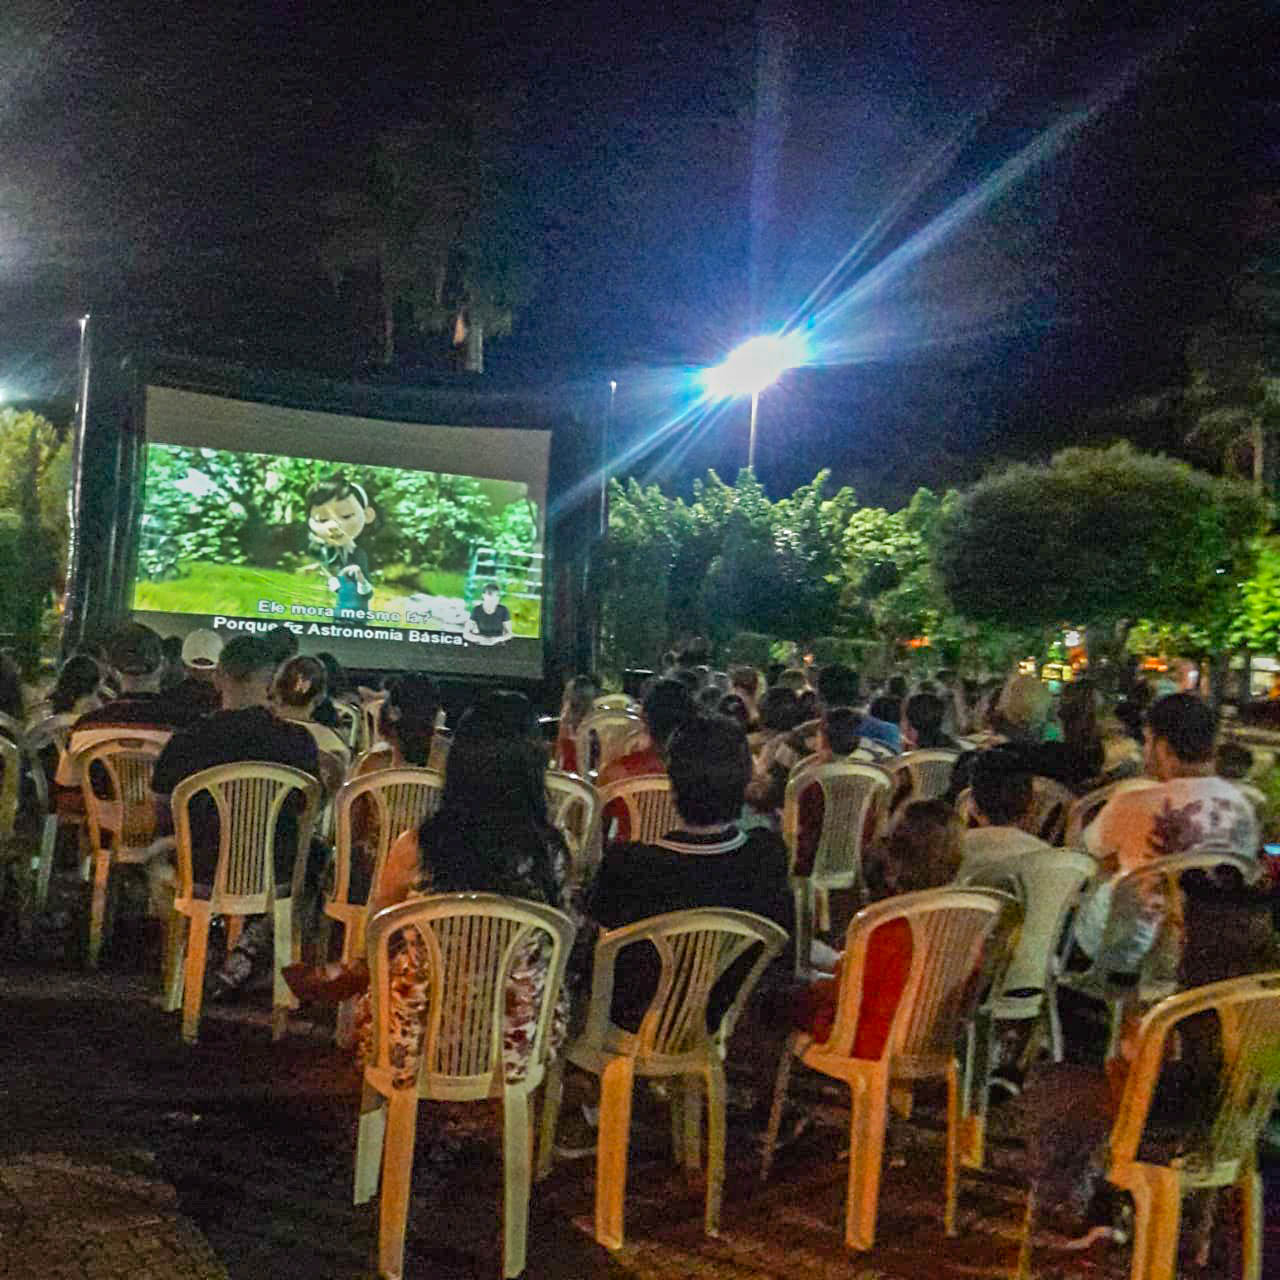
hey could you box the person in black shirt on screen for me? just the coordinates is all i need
[151,634,319,998]
[464,580,513,645]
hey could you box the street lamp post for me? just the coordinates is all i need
[701,332,806,471]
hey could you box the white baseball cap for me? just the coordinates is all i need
[181,629,224,669]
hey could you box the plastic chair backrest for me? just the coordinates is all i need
[1110,971,1280,1175]
[593,694,634,712]
[426,729,452,776]
[544,769,601,877]
[891,749,959,806]
[77,736,165,852]
[782,761,892,890]
[1064,778,1159,846]
[361,696,387,751]
[23,712,76,808]
[962,848,1097,995]
[581,908,788,1068]
[333,767,445,909]
[827,887,1010,1069]
[574,710,645,779]
[1028,776,1073,845]
[597,773,680,845]
[330,701,361,751]
[171,762,321,913]
[1065,849,1261,988]
[365,892,574,1099]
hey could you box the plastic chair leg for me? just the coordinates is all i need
[1238,1160,1262,1280]
[377,1091,420,1280]
[703,1060,726,1238]
[181,911,211,1045]
[272,898,296,1041]
[817,887,831,933]
[791,883,812,979]
[501,1089,534,1278]
[594,1055,635,1250]
[354,1080,387,1204]
[34,815,57,910]
[87,850,111,969]
[844,1066,889,1251]
[1015,1188,1035,1280]
[959,1014,992,1170]
[944,1059,960,1236]
[672,1076,701,1173]
[1124,1164,1180,1280]
[162,911,187,1012]
[535,1057,564,1182]
[225,916,243,951]
[760,1040,795,1182]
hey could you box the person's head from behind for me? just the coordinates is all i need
[697,684,724,714]
[777,667,809,694]
[1145,692,1216,779]
[273,655,327,715]
[887,674,908,699]
[1058,677,1098,751]
[822,706,864,757]
[262,625,299,669]
[106,623,164,692]
[816,663,860,711]
[677,636,711,668]
[669,666,701,694]
[1215,741,1253,782]
[560,674,599,729]
[315,651,346,698]
[50,653,102,714]
[180,629,223,683]
[442,690,546,824]
[215,635,279,710]
[729,665,760,703]
[996,674,1052,740]
[906,691,946,745]
[642,677,696,751]
[667,715,751,827]
[868,694,900,725]
[971,748,1034,827]
[882,799,963,893]
[380,672,441,765]
[759,685,801,733]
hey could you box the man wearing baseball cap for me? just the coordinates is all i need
[153,629,223,719]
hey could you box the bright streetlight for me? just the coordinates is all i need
[700,331,807,470]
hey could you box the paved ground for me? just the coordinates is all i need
[2,849,1278,1278]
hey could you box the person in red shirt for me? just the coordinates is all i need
[792,799,964,1058]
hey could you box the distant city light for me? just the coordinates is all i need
[700,332,808,399]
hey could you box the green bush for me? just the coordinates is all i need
[724,632,775,668]
[809,635,864,667]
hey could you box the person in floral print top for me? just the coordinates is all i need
[1073,692,1258,975]
[360,690,586,1089]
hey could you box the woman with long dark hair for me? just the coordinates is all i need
[353,672,441,776]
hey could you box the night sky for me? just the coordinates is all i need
[0,0,1274,504]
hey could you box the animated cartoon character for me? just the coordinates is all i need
[305,475,375,621]
[463,581,514,645]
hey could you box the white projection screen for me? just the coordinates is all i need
[131,385,552,678]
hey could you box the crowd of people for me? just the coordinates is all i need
[7,624,1280,1255]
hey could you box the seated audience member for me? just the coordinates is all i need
[596,678,695,789]
[155,629,223,720]
[697,683,727,715]
[554,673,600,774]
[342,691,584,1087]
[668,666,701,695]
[311,651,350,731]
[1055,678,1106,788]
[718,692,751,730]
[591,714,794,1029]
[776,667,810,694]
[817,665,900,752]
[868,693,901,727]
[159,635,185,691]
[1073,693,1258,979]
[150,634,320,999]
[41,653,103,719]
[958,748,1054,879]
[728,665,762,727]
[262,624,300,669]
[904,691,961,750]
[792,707,898,877]
[746,686,805,810]
[272,655,350,791]
[1215,741,1267,821]
[353,672,441,777]
[793,799,964,1051]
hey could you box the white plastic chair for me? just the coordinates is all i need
[781,760,892,976]
[166,762,321,1044]
[544,769,601,883]
[573,709,645,780]
[355,892,574,1280]
[538,908,787,1250]
[888,748,958,810]
[76,735,166,968]
[956,774,1075,846]
[1104,972,1280,1280]
[957,848,1098,1166]
[597,773,680,845]
[360,696,388,753]
[426,727,452,775]
[25,713,97,910]
[1063,777,1159,846]
[330,700,361,752]
[1055,849,1261,1056]
[327,767,446,969]
[761,887,1012,1250]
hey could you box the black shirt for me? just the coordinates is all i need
[469,602,510,637]
[591,824,794,1029]
[72,690,202,733]
[152,706,319,887]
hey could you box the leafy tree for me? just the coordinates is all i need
[1230,537,1280,654]
[934,444,1264,668]
[0,409,70,578]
